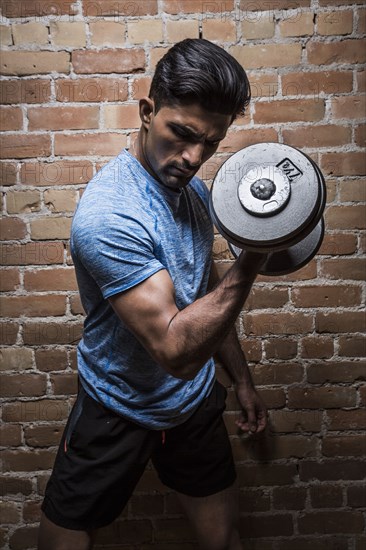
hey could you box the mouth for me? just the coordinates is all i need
[170,165,195,177]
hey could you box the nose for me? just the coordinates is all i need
[182,142,204,168]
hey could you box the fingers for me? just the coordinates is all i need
[236,407,268,434]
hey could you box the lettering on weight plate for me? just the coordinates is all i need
[276,158,303,182]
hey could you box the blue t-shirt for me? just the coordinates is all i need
[70,149,216,430]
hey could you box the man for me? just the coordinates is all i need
[38,38,267,550]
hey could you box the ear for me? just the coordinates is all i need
[139,97,154,129]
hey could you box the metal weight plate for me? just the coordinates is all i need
[210,143,324,252]
[229,218,325,276]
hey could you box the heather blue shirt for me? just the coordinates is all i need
[70,149,216,429]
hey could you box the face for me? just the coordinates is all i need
[136,99,232,190]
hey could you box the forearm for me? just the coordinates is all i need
[215,325,254,388]
[164,251,263,379]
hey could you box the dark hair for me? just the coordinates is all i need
[149,38,251,121]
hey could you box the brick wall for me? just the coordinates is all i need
[0,0,365,548]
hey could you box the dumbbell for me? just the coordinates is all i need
[209,143,326,276]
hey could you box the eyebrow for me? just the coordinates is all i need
[170,122,225,143]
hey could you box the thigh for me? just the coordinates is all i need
[42,385,158,531]
[152,380,236,497]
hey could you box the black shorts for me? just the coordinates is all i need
[41,380,236,531]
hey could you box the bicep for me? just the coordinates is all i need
[108,269,179,367]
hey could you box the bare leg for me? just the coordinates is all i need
[177,485,242,550]
[38,513,96,550]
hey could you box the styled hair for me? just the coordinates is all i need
[149,38,251,121]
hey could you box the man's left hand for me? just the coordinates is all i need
[235,383,268,434]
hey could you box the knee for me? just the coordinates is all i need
[198,526,241,550]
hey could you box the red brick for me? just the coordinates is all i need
[320,258,366,280]
[20,160,93,186]
[54,133,126,157]
[247,73,278,98]
[0,134,51,159]
[288,386,357,408]
[2,399,69,422]
[130,76,152,100]
[56,77,128,102]
[327,409,366,431]
[0,424,22,446]
[325,208,366,229]
[0,347,33,371]
[292,285,362,308]
[239,0,310,9]
[0,79,51,105]
[273,486,307,510]
[0,241,64,266]
[319,0,365,5]
[357,70,366,93]
[24,268,77,291]
[254,99,325,123]
[163,0,234,14]
[238,513,293,537]
[24,425,63,447]
[348,485,366,508]
[310,484,343,508]
[244,286,288,310]
[1,374,47,397]
[0,476,32,496]
[301,336,334,359]
[283,125,351,148]
[104,104,140,129]
[1,449,56,472]
[355,124,366,148]
[0,321,19,344]
[28,106,99,131]
[252,363,303,385]
[281,70,353,96]
[0,0,77,17]
[316,311,365,333]
[338,336,366,358]
[265,338,298,360]
[0,268,20,291]
[237,463,297,486]
[0,217,27,240]
[0,162,17,185]
[218,127,278,153]
[319,233,357,255]
[321,152,366,177]
[331,95,366,120]
[23,322,82,345]
[83,0,157,16]
[0,295,66,317]
[130,495,164,516]
[0,107,23,131]
[307,39,366,65]
[238,489,270,513]
[72,49,145,74]
[244,312,313,336]
[1,51,70,76]
[323,435,366,457]
[270,410,322,433]
[230,43,302,69]
[23,500,42,523]
[300,459,366,481]
[35,348,68,372]
[50,373,78,395]
[307,362,366,384]
[70,294,85,315]
[298,510,363,534]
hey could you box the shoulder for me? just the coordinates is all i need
[188,176,210,206]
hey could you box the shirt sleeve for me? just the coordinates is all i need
[71,206,164,299]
